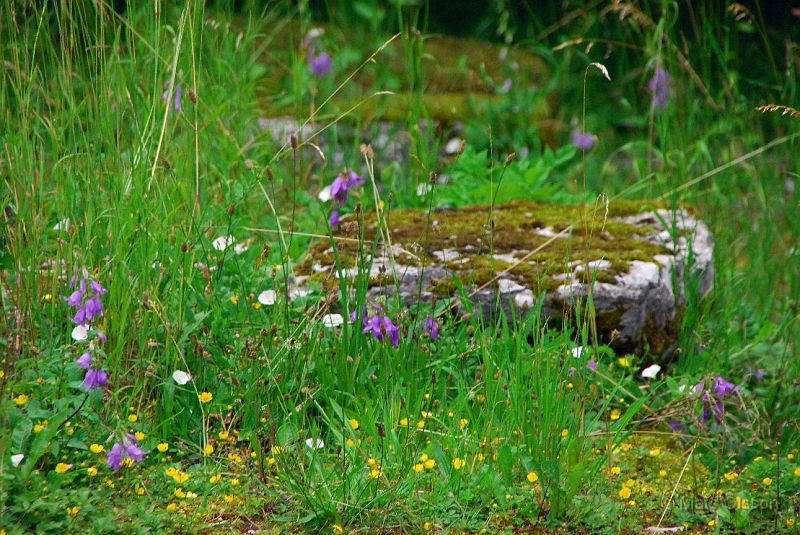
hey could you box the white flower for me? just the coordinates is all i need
[288,287,311,301]
[257,290,276,305]
[11,454,24,467]
[641,364,661,379]
[71,324,89,341]
[317,185,332,202]
[53,218,70,231]
[172,370,192,385]
[571,346,586,358]
[321,314,344,328]
[416,183,432,196]
[212,235,235,252]
[305,27,325,40]
[233,243,248,255]
[678,384,687,393]
[445,137,463,155]
[304,438,324,450]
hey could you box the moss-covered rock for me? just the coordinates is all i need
[295,200,714,356]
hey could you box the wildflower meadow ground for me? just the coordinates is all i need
[1,2,799,534]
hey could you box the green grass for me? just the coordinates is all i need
[1,1,798,533]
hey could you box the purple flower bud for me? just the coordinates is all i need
[70,274,79,289]
[174,86,182,113]
[90,281,107,295]
[588,359,597,372]
[309,52,332,77]
[647,65,672,110]
[423,316,439,340]
[329,209,339,227]
[382,316,400,347]
[667,420,684,433]
[571,131,595,150]
[501,78,512,93]
[96,331,107,344]
[75,351,92,369]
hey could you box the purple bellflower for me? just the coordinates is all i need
[325,170,364,227]
[353,304,400,347]
[423,316,439,341]
[106,435,146,471]
[162,82,182,113]
[571,131,595,150]
[66,271,110,390]
[647,64,672,110]
[309,51,332,77]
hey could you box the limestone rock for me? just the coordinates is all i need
[296,201,714,356]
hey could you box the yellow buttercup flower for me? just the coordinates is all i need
[87,466,98,476]
[413,463,424,473]
[219,430,230,440]
[34,421,47,433]
[658,469,667,478]
[14,395,29,406]
[423,459,436,470]
[794,466,800,477]
[224,495,234,505]
[134,431,145,441]
[724,471,738,481]
[561,429,569,438]
[333,525,344,534]
[231,478,240,486]
[229,296,239,305]
[399,418,409,427]
[204,444,214,455]
[369,468,382,479]
[527,471,539,483]
[367,458,377,467]
[67,506,80,518]
[165,466,178,477]
[128,414,138,423]
[617,357,630,368]
[609,409,621,420]
[135,485,145,496]
[459,418,469,429]
[762,477,773,486]
[90,443,105,454]
[55,463,71,474]
[346,439,355,447]
[649,448,661,457]
[172,471,190,484]
[618,486,632,499]
[166,503,177,512]
[452,458,465,470]
[611,466,621,475]
[209,475,220,484]
[416,419,425,429]
[199,392,213,403]
[174,488,186,499]
[157,443,169,453]
[348,418,359,430]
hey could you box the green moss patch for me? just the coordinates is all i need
[297,200,671,296]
